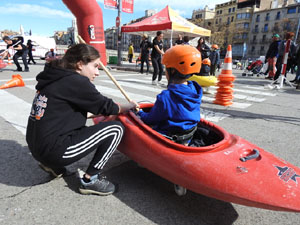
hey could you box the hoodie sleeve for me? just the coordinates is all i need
[138,94,167,125]
[60,75,119,116]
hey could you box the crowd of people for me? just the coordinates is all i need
[0,36,58,72]
[130,31,220,86]
[264,32,299,89]
[131,31,299,90]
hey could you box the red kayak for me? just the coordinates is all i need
[94,103,300,212]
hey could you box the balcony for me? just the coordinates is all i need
[250,40,257,44]
[252,29,259,33]
[259,50,265,55]
[261,28,268,33]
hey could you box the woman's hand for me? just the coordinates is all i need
[118,101,139,114]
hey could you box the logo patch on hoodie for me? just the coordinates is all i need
[30,91,48,120]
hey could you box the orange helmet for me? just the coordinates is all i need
[212,44,218,49]
[202,58,211,66]
[162,45,202,75]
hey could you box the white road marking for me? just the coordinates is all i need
[0,90,31,135]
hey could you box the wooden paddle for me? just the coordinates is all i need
[77,35,132,102]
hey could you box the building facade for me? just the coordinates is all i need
[248,2,300,58]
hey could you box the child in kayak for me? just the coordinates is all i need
[26,44,137,196]
[138,45,203,145]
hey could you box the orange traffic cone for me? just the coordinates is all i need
[0,74,25,89]
[7,56,13,65]
[213,45,235,106]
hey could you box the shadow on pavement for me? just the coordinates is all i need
[0,140,50,187]
[103,161,239,225]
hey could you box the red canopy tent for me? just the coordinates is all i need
[121,6,211,39]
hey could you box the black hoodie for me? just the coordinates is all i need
[26,63,119,159]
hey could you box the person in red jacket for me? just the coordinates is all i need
[26,44,137,196]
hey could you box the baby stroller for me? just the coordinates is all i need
[242,56,265,77]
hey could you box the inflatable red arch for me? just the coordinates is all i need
[63,0,107,65]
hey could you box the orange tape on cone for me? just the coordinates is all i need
[214,45,235,106]
[0,74,25,89]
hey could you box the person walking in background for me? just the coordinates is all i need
[128,43,134,63]
[196,37,210,59]
[264,34,280,79]
[139,34,151,74]
[151,31,164,85]
[27,40,36,65]
[209,44,220,76]
[274,32,297,81]
[1,36,29,72]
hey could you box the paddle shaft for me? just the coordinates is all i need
[77,35,132,102]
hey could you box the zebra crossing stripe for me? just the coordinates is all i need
[210,86,277,96]
[0,90,30,135]
[101,79,252,109]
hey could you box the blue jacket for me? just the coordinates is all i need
[138,81,202,135]
[209,50,220,65]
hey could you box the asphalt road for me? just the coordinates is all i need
[0,60,300,225]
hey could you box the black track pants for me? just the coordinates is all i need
[41,121,124,176]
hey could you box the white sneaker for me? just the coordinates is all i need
[152,80,157,85]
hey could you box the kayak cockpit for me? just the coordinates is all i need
[123,103,234,153]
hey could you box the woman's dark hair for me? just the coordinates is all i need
[156,31,162,36]
[51,44,100,70]
[197,37,205,45]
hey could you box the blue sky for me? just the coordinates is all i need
[0,0,225,37]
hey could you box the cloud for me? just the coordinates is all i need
[0,3,73,19]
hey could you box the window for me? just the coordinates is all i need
[265,13,270,21]
[220,10,223,14]
[262,35,266,41]
[298,7,300,13]
[260,46,264,51]
[276,12,280,20]
[215,19,218,24]
[253,35,256,41]
[228,8,231,13]
[256,15,260,22]
[244,23,249,29]
[242,33,248,39]
[227,17,230,25]
[254,25,259,32]
[219,18,222,24]
[232,7,235,12]
[251,46,255,52]
[264,24,268,32]
[231,16,234,22]
[217,10,219,15]
[287,7,296,14]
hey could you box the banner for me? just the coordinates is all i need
[122,0,134,13]
[104,0,117,10]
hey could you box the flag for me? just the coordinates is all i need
[104,0,117,10]
[122,0,134,13]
